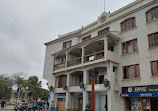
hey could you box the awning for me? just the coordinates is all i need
[120,92,158,97]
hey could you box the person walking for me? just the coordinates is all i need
[51,101,54,111]
[1,99,5,109]
[27,102,32,111]
[46,101,49,111]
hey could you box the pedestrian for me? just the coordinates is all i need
[1,99,5,109]
[46,101,49,111]
[39,102,43,111]
[51,101,54,111]
[32,101,38,111]
[28,102,32,111]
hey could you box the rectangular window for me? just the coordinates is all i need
[122,39,138,54]
[121,17,136,32]
[98,27,109,36]
[63,40,72,49]
[57,76,67,88]
[148,32,158,48]
[82,35,91,42]
[151,60,158,76]
[123,64,140,79]
[146,7,158,22]
[146,10,152,22]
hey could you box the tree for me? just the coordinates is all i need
[26,76,42,100]
[0,75,13,100]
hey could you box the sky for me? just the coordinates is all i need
[0,0,135,89]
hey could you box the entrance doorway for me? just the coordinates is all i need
[100,95,107,111]
[141,98,151,111]
[57,98,65,111]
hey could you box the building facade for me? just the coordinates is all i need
[43,0,158,111]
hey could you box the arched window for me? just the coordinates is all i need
[146,6,158,22]
[121,17,136,32]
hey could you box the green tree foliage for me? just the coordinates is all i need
[0,75,13,100]
[15,75,48,101]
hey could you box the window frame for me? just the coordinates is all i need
[148,32,158,48]
[63,40,72,49]
[121,39,138,54]
[146,6,158,22]
[123,64,140,79]
[121,17,136,32]
[151,60,158,76]
[98,27,109,36]
[82,35,91,42]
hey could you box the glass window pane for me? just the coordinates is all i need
[136,65,140,78]
[127,41,133,53]
[147,11,152,22]
[122,43,126,54]
[149,35,154,47]
[152,8,158,20]
[126,19,130,30]
[133,18,136,27]
[134,39,138,51]
[151,61,157,76]
[154,33,158,46]
[122,22,125,31]
[128,65,135,79]
[123,67,128,79]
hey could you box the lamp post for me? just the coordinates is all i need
[91,69,95,111]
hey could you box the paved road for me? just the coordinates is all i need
[0,109,14,111]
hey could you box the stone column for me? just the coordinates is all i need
[82,45,85,64]
[83,68,88,111]
[107,61,115,111]
[65,51,68,68]
[65,72,71,111]
[104,36,108,59]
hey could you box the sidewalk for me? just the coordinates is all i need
[3,105,14,110]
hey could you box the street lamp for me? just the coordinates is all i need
[104,79,110,88]
[80,83,85,90]
[63,84,67,91]
[49,86,54,92]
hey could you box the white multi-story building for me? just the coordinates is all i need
[43,0,158,111]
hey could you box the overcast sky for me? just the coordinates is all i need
[0,0,135,89]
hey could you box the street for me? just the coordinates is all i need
[0,109,14,111]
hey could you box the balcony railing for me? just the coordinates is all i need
[54,50,105,70]
[67,57,82,67]
[84,50,104,63]
[54,62,65,70]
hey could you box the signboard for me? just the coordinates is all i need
[120,92,158,97]
[57,93,66,99]
[89,56,94,61]
[122,85,158,93]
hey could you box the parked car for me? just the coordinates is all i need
[14,102,28,111]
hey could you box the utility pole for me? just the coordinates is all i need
[91,69,95,111]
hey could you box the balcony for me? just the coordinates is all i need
[84,50,104,63]
[54,62,65,70]
[53,32,120,71]
[67,57,82,67]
